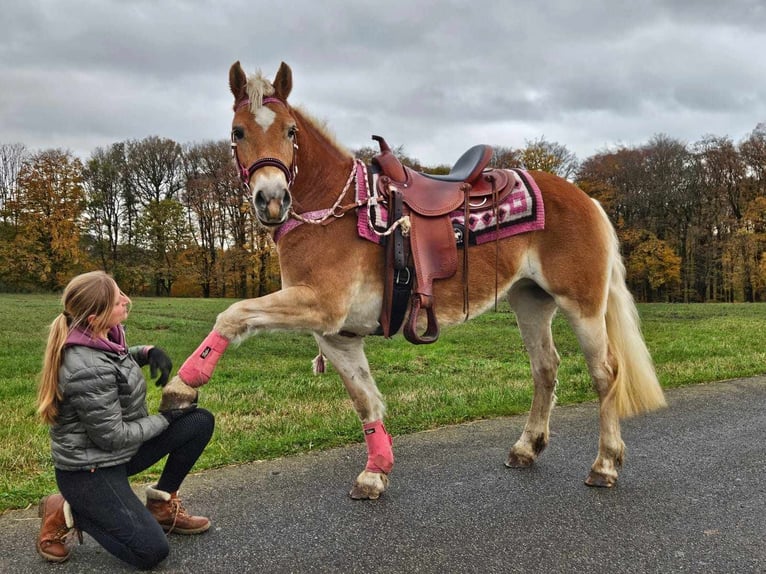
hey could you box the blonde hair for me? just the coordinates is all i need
[37,271,124,425]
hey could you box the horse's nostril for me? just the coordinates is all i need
[254,193,267,210]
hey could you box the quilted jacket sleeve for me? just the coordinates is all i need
[65,365,168,452]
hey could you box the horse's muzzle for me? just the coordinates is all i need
[253,188,292,225]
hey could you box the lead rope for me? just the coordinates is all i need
[288,159,363,225]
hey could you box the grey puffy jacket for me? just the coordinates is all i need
[49,326,169,471]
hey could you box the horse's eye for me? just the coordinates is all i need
[287,125,298,139]
[232,127,245,140]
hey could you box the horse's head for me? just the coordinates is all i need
[229,61,297,226]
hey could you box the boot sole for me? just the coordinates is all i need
[162,522,211,535]
[36,541,70,563]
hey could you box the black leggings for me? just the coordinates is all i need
[56,408,214,570]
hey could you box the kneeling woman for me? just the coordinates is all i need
[36,271,215,569]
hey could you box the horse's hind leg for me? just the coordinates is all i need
[565,313,624,487]
[312,333,392,500]
[506,283,560,468]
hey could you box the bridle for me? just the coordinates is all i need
[231,96,371,239]
[231,97,299,192]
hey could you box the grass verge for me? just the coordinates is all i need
[1,295,764,512]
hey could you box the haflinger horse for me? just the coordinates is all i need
[161,61,666,500]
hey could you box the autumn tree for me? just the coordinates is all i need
[642,135,705,301]
[0,143,28,228]
[739,123,766,196]
[125,136,187,295]
[520,137,578,180]
[579,138,689,303]
[490,146,523,170]
[134,199,190,296]
[620,229,681,301]
[577,148,644,219]
[224,178,261,298]
[83,143,128,272]
[182,140,240,297]
[723,195,766,302]
[354,144,424,171]
[690,135,751,300]
[126,136,185,204]
[1,150,86,290]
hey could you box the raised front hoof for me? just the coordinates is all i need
[159,376,199,411]
[349,470,389,500]
[505,451,535,469]
[584,470,617,488]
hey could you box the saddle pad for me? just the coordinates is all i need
[357,168,545,245]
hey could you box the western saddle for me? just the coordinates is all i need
[370,136,515,344]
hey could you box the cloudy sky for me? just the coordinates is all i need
[1,0,765,166]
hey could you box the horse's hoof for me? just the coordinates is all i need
[585,470,617,488]
[349,471,389,500]
[349,484,380,500]
[159,376,199,411]
[505,451,534,468]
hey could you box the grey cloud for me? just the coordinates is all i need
[1,0,764,164]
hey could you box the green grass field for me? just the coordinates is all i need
[1,295,765,512]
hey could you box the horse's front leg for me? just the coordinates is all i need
[162,287,327,410]
[313,333,393,500]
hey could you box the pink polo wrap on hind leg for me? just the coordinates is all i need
[177,330,230,388]
[363,420,394,474]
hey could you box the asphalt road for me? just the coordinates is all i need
[2,376,765,573]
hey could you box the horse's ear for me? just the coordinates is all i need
[273,62,293,101]
[229,61,248,106]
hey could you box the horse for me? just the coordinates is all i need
[160,61,666,500]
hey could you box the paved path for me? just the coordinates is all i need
[2,377,765,573]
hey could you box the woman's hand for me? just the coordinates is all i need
[147,347,172,387]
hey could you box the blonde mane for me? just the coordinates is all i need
[245,71,275,114]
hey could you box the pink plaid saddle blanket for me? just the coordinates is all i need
[357,167,545,246]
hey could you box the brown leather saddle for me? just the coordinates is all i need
[370,135,515,344]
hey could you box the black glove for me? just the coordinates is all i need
[160,403,197,424]
[147,347,172,387]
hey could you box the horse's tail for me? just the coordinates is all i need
[597,200,666,418]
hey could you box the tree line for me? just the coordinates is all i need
[0,138,277,298]
[1,123,765,302]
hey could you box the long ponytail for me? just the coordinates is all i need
[37,271,118,425]
[37,314,70,424]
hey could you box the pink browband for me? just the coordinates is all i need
[235,97,284,111]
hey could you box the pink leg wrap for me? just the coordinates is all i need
[363,420,394,474]
[177,330,230,388]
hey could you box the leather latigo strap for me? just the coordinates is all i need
[381,189,411,338]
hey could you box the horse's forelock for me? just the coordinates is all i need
[245,71,276,114]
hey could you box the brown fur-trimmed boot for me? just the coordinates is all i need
[145,485,210,535]
[36,494,80,563]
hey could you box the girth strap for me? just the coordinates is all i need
[381,189,412,338]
